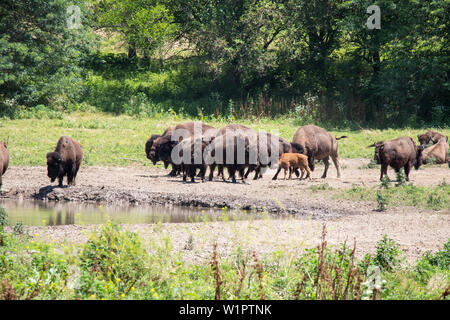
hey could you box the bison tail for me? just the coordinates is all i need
[336,136,348,140]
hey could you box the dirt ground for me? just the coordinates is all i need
[1,158,449,262]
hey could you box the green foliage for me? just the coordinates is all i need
[0,221,448,300]
[1,0,449,126]
[395,169,407,187]
[13,222,24,236]
[0,0,97,113]
[376,191,389,211]
[343,183,450,211]
[78,220,149,299]
[0,207,7,230]
[373,235,403,272]
[381,176,392,190]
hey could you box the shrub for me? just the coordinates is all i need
[77,220,149,299]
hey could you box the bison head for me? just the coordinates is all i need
[151,135,177,164]
[414,145,425,170]
[290,142,305,155]
[145,134,161,163]
[417,134,431,146]
[369,142,384,164]
[46,152,64,182]
[305,146,315,171]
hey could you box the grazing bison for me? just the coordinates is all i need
[150,122,219,177]
[214,125,257,180]
[0,142,9,189]
[278,153,311,180]
[421,138,449,165]
[246,133,306,180]
[369,137,424,181]
[46,136,83,187]
[417,131,447,146]
[146,126,175,173]
[177,137,211,182]
[205,131,257,183]
[292,125,347,178]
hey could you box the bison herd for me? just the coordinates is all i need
[0,125,448,189]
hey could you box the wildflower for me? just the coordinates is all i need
[150,288,155,293]
[131,287,135,291]
[121,294,125,298]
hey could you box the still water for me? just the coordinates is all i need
[0,199,265,226]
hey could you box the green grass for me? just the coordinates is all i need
[342,182,450,211]
[1,112,449,167]
[0,216,448,300]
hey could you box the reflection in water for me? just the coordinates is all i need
[0,199,266,226]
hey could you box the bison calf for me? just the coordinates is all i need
[278,153,311,180]
[46,136,83,187]
[0,142,9,189]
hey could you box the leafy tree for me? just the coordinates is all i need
[93,0,177,59]
[0,0,96,113]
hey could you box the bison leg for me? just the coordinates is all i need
[253,167,261,180]
[58,175,64,187]
[272,167,282,180]
[331,155,341,178]
[321,157,330,179]
[380,164,388,181]
[244,167,252,179]
[404,164,411,181]
[288,167,293,180]
[208,164,216,181]
[182,164,188,182]
[293,168,300,178]
[190,166,196,183]
[227,166,237,183]
[299,168,305,180]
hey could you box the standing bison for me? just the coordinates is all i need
[369,137,424,181]
[149,122,219,177]
[292,125,346,178]
[0,142,9,189]
[145,126,175,174]
[46,136,83,187]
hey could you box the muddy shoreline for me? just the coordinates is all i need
[1,159,448,219]
[1,161,448,262]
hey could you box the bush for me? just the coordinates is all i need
[78,220,149,299]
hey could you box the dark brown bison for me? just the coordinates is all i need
[177,137,211,182]
[150,122,219,177]
[46,136,83,187]
[245,133,306,180]
[292,125,347,178]
[209,124,257,181]
[417,131,447,146]
[204,130,257,183]
[369,137,424,181]
[145,126,175,173]
[0,142,9,189]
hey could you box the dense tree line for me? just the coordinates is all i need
[1,0,449,126]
